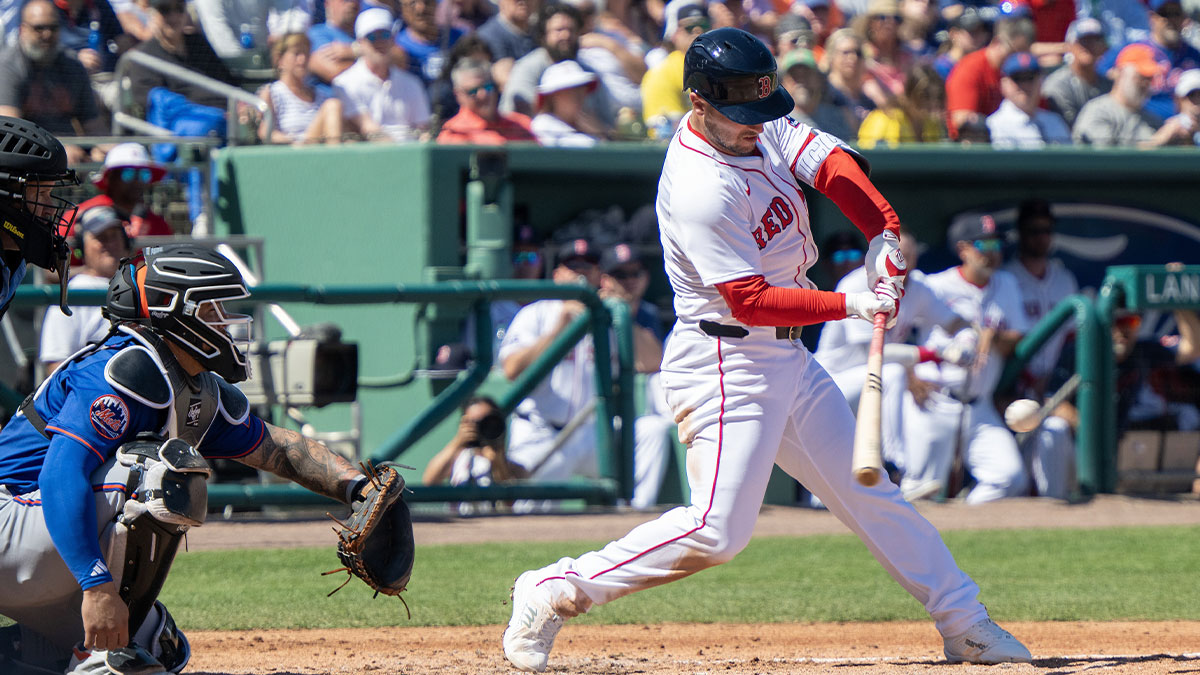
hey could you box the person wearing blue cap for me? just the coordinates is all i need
[944,8,1034,137]
[986,50,1070,147]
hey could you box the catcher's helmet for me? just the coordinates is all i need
[683,27,794,125]
[0,116,79,271]
[106,245,253,383]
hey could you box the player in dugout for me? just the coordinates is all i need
[502,27,1031,672]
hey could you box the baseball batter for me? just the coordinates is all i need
[502,28,1030,672]
[0,245,377,675]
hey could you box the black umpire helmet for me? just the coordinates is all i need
[683,27,794,125]
[0,116,79,272]
[105,244,253,383]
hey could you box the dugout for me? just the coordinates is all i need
[205,143,1200,506]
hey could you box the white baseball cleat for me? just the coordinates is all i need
[943,618,1032,664]
[503,572,564,672]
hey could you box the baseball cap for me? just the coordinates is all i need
[93,142,166,190]
[536,60,597,104]
[951,7,986,31]
[1065,17,1105,43]
[1149,0,1182,13]
[776,12,813,39]
[947,213,1004,245]
[1115,43,1168,78]
[866,0,900,16]
[662,0,708,38]
[77,205,127,238]
[1001,51,1040,77]
[798,0,830,9]
[779,48,818,73]
[997,0,1033,19]
[1175,68,1200,97]
[599,242,642,274]
[355,7,395,40]
[555,238,600,267]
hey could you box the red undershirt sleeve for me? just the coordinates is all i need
[813,147,901,241]
[716,275,848,326]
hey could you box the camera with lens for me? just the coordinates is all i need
[473,411,506,442]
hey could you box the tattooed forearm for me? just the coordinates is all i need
[243,424,362,503]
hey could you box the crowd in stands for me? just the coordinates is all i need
[0,0,1197,153]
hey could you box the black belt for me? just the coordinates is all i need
[699,321,802,341]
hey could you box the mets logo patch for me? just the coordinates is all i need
[89,395,129,440]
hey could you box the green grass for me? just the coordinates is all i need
[160,525,1200,630]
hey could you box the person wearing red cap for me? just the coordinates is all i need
[70,142,174,248]
[1073,42,1188,146]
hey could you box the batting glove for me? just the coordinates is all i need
[865,230,908,303]
[845,291,897,326]
[938,328,978,367]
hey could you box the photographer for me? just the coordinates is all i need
[423,396,528,496]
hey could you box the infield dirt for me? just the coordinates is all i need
[185,495,1200,674]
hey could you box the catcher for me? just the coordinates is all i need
[0,244,412,675]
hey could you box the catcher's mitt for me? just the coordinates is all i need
[324,461,414,608]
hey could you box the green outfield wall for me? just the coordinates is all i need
[212,143,1200,502]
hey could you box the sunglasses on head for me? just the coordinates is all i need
[465,82,497,96]
[117,167,154,183]
[513,250,541,266]
[830,248,864,265]
[973,238,1004,252]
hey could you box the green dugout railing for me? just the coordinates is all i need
[997,294,1105,495]
[7,281,636,507]
[999,264,1200,495]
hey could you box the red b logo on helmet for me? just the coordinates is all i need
[757,76,771,99]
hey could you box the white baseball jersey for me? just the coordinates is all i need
[513,110,995,647]
[498,299,595,429]
[914,267,1030,400]
[1002,258,1078,379]
[815,267,959,372]
[657,113,850,328]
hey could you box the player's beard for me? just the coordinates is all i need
[701,116,759,156]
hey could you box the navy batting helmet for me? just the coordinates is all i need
[683,27,794,125]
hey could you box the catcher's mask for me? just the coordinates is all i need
[0,115,80,310]
[105,244,253,383]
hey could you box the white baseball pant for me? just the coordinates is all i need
[525,328,990,638]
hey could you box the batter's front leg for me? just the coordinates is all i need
[774,356,989,639]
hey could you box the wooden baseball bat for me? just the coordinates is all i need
[852,313,888,486]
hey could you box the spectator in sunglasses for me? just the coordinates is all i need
[0,0,108,163]
[332,7,432,141]
[438,58,537,143]
[853,0,914,100]
[70,143,174,248]
[986,51,1070,148]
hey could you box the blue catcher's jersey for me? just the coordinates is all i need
[0,333,266,495]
